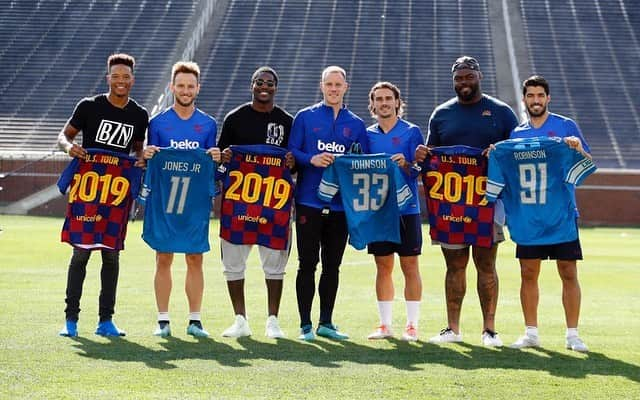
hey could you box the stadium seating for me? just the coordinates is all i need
[520,0,640,168]
[0,0,198,151]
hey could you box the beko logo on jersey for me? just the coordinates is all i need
[170,139,200,149]
[317,140,345,153]
[96,120,134,148]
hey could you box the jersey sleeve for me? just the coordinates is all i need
[426,109,441,146]
[56,158,80,194]
[318,163,339,202]
[500,105,519,140]
[565,119,591,154]
[148,116,161,146]
[486,149,506,202]
[392,163,413,211]
[563,148,597,186]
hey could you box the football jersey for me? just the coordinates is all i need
[148,107,217,150]
[57,149,142,250]
[421,145,494,248]
[139,148,216,253]
[486,137,597,245]
[219,144,294,250]
[318,153,413,250]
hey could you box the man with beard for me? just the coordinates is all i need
[508,75,591,352]
[415,56,518,347]
[365,82,424,342]
[57,53,148,337]
[216,66,294,339]
[143,61,220,338]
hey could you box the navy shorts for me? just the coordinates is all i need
[368,214,422,257]
[516,238,583,260]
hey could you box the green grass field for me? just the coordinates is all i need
[0,215,638,399]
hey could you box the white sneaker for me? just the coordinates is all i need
[510,334,540,349]
[367,325,393,340]
[429,327,462,343]
[401,324,419,342]
[481,330,503,347]
[222,315,252,338]
[265,315,285,338]
[566,336,589,353]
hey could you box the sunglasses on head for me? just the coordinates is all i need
[253,79,276,87]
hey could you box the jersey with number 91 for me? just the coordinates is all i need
[139,148,215,253]
[219,144,294,250]
[486,137,596,245]
[318,153,413,250]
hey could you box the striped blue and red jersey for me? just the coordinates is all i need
[57,149,142,250]
[219,144,294,250]
[421,145,494,248]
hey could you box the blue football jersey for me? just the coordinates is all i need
[486,137,596,245]
[139,148,216,253]
[318,153,413,250]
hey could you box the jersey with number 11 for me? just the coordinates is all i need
[140,148,215,253]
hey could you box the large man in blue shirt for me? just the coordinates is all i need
[288,65,370,341]
[508,75,591,353]
[415,56,519,347]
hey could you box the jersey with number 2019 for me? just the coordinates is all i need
[486,137,596,245]
[219,144,293,250]
[318,153,413,250]
[421,145,494,248]
[57,149,142,250]
[139,148,215,253]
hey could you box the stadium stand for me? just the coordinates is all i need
[0,0,200,152]
[519,0,640,168]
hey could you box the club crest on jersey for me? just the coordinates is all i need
[342,127,352,137]
[482,110,492,117]
[96,119,134,148]
[266,123,285,146]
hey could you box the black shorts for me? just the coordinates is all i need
[516,238,583,260]
[367,214,422,257]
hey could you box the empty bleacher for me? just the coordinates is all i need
[197,0,498,135]
[0,0,198,152]
[520,0,640,168]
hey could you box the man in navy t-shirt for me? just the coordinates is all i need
[505,75,593,353]
[415,56,518,347]
[143,61,220,339]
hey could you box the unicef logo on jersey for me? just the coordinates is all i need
[317,139,345,153]
[266,123,284,146]
[169,139,200,149]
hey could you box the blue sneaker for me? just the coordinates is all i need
[153,324,171,338]
[95,320,126,337]
[316,323,349,340]
[298,324,315,341]
[59,320,78,337]
[187,323,210,338]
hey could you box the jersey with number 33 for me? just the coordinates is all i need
[486,137,596,245]
[318,153,413,250]
[139,148,215,253]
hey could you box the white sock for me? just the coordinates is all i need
[189,312,201,322]
[405,301,421,327]
[525,326,538,337]
[158,312,170,322]
[566,327,579,338]
[377,301,393,327]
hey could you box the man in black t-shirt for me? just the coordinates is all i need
[217,66,294,339]
[57,53,148,338]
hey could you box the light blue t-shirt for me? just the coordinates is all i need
[510,112,591,153]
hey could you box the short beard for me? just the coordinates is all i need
[455,85,479,102]
[175,97,194,107]
[527,104,547,117]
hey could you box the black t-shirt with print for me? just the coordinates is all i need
[217,103,293,150]
[68,94,149,154]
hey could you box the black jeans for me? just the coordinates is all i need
[295,204,348,327]
[64,248,120,322]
